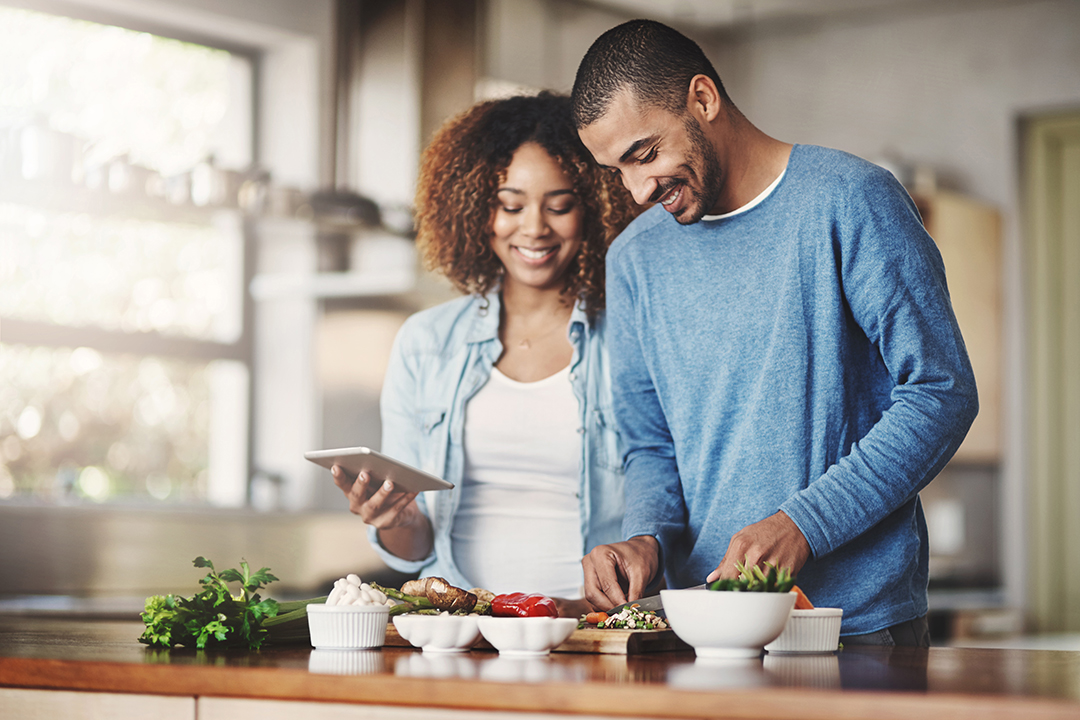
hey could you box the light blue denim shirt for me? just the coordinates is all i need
[367,291,626,591]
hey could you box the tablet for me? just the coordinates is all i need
[304,446,454,492]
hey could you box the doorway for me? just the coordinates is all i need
[1024,111,1080,632]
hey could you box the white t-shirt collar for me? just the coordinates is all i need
[700,168,786,221]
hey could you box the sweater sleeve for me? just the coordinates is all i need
[780,171,979,558]
[366,319,437,574]
[607,243,687,565]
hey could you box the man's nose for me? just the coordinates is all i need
[622,169,654,206]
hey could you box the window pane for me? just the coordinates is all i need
[0,204,243,342]
[0,346,214,503]
[0,6,254,507]
[0,6,250,175]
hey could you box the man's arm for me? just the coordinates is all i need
[777,171,978,560]
[582,242,686,607]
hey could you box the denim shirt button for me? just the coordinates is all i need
[577,427,585,434]
[568,372,577,381]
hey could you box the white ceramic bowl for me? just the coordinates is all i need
[475,616,578,656]
[307,603,390,650]
[392,613,481,652]
[764,607,843,653]
[660,588,796,659]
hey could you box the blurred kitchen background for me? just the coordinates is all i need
[0,0,1077,646]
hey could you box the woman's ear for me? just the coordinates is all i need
[687,74,723,124]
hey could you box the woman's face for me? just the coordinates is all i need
[491,142,584,294]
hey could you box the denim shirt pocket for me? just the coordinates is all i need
[417,408,448,477]
[591,405,627,473]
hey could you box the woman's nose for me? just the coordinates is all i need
[521,205,549,237]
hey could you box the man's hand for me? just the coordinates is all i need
[706,511,811,582]
[582,535,660,611]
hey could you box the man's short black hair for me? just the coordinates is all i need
[571,19,730,129]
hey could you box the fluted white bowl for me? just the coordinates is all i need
[475,616,578,656]
[660,588,796,659]
[392,613,481,652]
[307,603,389,650]
[765,607,843,653]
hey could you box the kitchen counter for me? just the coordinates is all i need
[2,617,1080,720]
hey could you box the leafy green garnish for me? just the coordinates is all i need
[138,557,280,650]
[707,560,795,593]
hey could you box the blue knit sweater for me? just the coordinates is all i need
[607,144,978,634]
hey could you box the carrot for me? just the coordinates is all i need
[584,611,609,625]
[791,585,815,610]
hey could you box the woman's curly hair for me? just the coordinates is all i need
[414,92,639,319]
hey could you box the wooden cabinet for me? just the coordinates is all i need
[914,191,1003,464]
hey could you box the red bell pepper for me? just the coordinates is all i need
[490,592,558,618]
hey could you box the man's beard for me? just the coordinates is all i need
[673,114,723,225]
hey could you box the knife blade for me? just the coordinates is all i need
[605,583,706,617]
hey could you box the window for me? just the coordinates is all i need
[0,5,255,505]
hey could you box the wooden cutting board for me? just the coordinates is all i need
[384,623,688,655]
[552,626,689,655]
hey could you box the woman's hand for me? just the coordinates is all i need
[332,465,420,529]
[332,464,434,561]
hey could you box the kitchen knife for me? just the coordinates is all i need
[605,583,707,617]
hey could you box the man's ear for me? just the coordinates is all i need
[686,74,723,123]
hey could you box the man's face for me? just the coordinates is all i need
[578,90,724,224]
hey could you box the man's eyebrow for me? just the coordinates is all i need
[619,136,656,164]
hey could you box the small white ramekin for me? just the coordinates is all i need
[308,648,386,675]
[307,604,390,650]
[765,608,843,653]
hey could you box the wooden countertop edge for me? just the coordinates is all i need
[2,656,1080,720]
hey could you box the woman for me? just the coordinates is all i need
[333,93,638,616]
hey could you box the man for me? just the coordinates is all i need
[571,19,977,646]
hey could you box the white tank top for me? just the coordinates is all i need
[451,364,584,598]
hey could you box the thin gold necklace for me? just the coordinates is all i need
[504,315,569,350]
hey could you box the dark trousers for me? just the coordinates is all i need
[841,615,931,647]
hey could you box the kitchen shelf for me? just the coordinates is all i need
[0,177,237,225]
[249,269,416,300]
